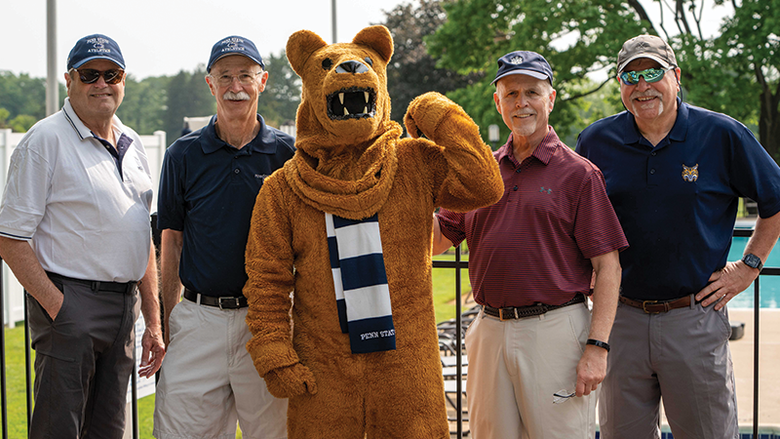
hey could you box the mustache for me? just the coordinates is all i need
[222,90,251,101]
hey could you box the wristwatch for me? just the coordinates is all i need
[742,253,763,271]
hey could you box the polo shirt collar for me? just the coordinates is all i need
[623,97,688,147]
[62,97,128,142]
[497,126,560,167]
[201,114,278,155]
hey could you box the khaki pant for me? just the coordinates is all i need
[153,298,287,439]
[465,302,596,439]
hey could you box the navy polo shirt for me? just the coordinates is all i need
[576,99,780,300]
[157,115,295,297]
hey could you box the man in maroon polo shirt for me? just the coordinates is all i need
[433,51,628,438]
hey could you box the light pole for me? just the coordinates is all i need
[46,0,58,116]
[331,0,337,44]
[488,124,500,150]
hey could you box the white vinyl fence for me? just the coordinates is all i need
[0,128,166,327]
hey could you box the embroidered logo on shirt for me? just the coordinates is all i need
[539,186,552,194]
[254,174,268,179]
[681,164,698,182]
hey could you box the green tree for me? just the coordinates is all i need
[716,0,780,158]
[0,71,46,121]
[257,50,301,128]
[117,74,170,135]
[163,65,216,145]
[381,0,484,127]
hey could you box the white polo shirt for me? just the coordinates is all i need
[0,98,153,283]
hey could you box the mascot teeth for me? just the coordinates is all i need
[327,87,376,120]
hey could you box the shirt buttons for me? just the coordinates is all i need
[515,168,521,173]
[651,151,657,156]
[234,169,240,174]
[649,169,656,175]
[513,185,518,191]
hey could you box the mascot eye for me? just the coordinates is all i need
[322,58,333,70]
[364,57,373,67]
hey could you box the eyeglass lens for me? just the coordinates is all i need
[620,68,668,86]
[215,73,260,86]
[75,69,124,85]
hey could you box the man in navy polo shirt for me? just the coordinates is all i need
[433,51,627,438]
[577,35,780,438]
[154,36,293,438]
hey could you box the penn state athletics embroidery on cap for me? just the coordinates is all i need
[682,163,698,182]
[86,36,112,55]
[509,54,524,64]
[221,37,246,54]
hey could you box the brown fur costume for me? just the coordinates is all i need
[243,25,502,438]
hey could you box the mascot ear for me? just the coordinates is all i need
[352,25,393,64]
[287,30,328,76]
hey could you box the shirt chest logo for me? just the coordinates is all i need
[682,163,698,182]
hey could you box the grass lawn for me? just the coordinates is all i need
[1,255,471,437]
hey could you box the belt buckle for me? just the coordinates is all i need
[499,308,516,321]
[218,297,240,310]
[641,300,662,314]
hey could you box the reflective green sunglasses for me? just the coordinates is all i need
[619,67,673,86]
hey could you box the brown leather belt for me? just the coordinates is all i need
[483,294,586,321]
[619,295,691,314]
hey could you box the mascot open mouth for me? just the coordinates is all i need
[327,87,377,120]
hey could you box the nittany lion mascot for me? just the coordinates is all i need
[243,25,502,438]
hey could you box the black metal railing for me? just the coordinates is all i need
[435,228,776,439]
[0,228,775,438]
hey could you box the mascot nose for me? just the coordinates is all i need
[335,61,369,74]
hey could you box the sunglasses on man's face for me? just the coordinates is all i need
[71,68,125,85]
[619,67,673,86]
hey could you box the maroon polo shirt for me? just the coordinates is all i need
[437,127,628,308]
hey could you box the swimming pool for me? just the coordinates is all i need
[726,236,779,309]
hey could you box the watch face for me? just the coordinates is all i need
[743,254,762,269]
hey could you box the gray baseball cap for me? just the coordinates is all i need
[617,35,677,73]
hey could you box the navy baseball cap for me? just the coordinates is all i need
[67,34,125,70]
[491,51,553,86]
[207,36,265,72]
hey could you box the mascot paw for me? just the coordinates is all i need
[404,91,455,140]
[264,363,318,398]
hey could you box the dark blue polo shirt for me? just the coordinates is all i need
[157,115,295,297]
[576,99,780,300]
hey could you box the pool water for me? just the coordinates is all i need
[726,236,779,309]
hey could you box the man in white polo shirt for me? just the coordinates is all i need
[0,34,165,438]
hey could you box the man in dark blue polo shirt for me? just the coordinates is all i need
[577,35,780,439]
[153,36,294,439]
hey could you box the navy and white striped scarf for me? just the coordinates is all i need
[326,213,396,354]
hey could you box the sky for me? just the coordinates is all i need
[1,0,735,82]
[1,0,408,80]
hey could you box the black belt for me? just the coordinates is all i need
[619,295,691,314]
[183,288,248,309]
[483,293,587,321]
[46,272,137,294]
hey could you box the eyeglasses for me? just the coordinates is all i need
[553,390,575,404]
[71,68,125,85]
[210,72,262,87]
[619,67,674,86]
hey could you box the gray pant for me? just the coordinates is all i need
[599,296,738,439]
[26,274,139,439]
